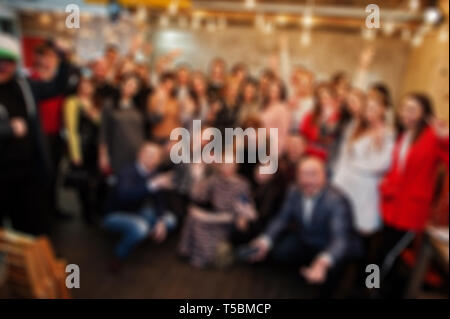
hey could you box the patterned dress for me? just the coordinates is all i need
[178,173,253,267]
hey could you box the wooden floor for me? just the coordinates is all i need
[51,218,316,299]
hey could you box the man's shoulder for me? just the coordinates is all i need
[118,163,141,179]
[285,185,302,200]
[322,185,350,205]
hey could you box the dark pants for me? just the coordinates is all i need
[0,176,50,235]
[269,232,351,298]
[46,133,64,215]
[373,225,412,298]
[375,225,410,267]
[230,219,267,246]
[75,176,101,224]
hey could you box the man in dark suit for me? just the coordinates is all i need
[103,143,176,270]
[249,156,361,296]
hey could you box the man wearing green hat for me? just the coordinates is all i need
[0,32,70,235]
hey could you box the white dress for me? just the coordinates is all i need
[332,125,395,234]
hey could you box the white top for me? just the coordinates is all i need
[332,125,395,234]
[290,96,314,131]
[398,131,413,172]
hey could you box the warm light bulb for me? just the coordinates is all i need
[302,14,314,28]
[245,0,256,9]
[300,31,311,46]
[383,21,396,36]
[424,7,442,25]
[409,0,420,12]
[168,0,179,16]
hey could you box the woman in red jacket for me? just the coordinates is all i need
[378,93,449,264]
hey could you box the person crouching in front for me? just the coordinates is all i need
[103,142,176,271]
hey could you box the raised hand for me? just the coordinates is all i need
[430,117,449,139]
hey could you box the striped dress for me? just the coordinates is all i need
[178,173,253,267]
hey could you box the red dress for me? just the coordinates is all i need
[30,71,64,135]
[380,126,449,232]
[299,111,340,161]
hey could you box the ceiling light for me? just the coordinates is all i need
[424,7,443,25]
[409,0,420,12]
[362,28,376,41]
[168,0,179,16]
[39,13,51,26]
[245,0,256,9]
[263,21,274,34]
[276,16,288,26]
[383,21,396,36]
[135,6,147,23]
[302,14,314,28]
[411,35,423,47]
[300,30,311,46]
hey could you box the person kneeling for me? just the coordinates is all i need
[103,143,175,271]
[248,156,362,298]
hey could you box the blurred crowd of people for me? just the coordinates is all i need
[0,31,448,298]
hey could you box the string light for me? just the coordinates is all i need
[191,14,202,30]
[423,7,442,26]
[383,21,396,36]
[245,0,256,10]
[39,13,51,26]
[408,0,420,12]
[168,0,179,16]
[362,28,376,41]
[411,35,424,47]
[135,6,147,23]
[300,30,311,46]
[302,13,314,28]
[263,21,274,34]
[276,15,288,26]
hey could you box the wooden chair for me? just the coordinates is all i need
[0,228,71,299]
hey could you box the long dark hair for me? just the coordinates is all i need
[396,93,434,143]
[312,83,336,124]
[238,77,259,105]
[265,78,287,108]
[350,84,391,141]
[371,83,392,109]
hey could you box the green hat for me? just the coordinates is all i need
[0,33,20,61]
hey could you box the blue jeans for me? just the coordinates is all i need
[103,206,175,259]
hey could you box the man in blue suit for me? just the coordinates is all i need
[250,156,361,296]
